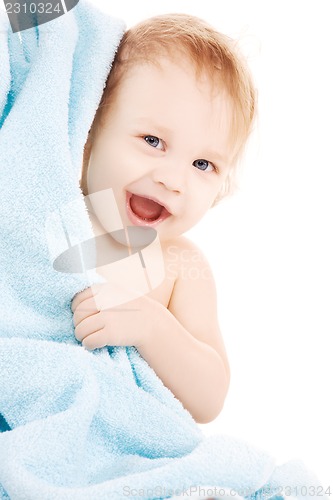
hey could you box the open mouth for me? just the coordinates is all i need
[126,192,171,226]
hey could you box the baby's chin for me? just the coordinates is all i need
[152,226,187,244]
[107,225,158,250]
[111,225,183,248]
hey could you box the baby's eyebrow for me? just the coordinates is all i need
[203,150,229,165]
[134,118,172,137]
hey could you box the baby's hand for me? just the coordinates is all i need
[71,285,158,351]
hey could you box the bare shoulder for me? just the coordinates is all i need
[161,235,214,282]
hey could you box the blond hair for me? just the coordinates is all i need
[81,13,256,202]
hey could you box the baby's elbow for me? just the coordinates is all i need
[195,412,217,425]
[194,401,224,424]
[194,388,229,424]
[193,361,231,424]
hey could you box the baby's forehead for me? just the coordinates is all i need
[120,54,230,102]
[119,57,231,109]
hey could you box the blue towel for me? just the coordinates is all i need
[0,2,326,498]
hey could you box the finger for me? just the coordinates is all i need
[82,329,109,351]
[82,326,134,351]
[71,287,94,312]
[72,295,101,327]
[74,312,104,342]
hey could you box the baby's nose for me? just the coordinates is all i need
[152,162,187,194]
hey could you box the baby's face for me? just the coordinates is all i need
[85,58,233,241]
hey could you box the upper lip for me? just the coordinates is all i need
[127,191,173,216]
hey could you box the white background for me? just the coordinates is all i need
[87,0,332,488]
[2,0,330,487]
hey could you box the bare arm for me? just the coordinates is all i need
[137,238,230,424]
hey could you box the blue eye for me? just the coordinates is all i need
[144,135,163,149]
[192,159,214,172]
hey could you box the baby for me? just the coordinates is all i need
[71,13,256,424]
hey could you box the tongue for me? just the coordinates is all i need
[130,194,164,221]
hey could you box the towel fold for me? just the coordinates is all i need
[0,2,326,498]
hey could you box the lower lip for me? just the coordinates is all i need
[126,192,171,227]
